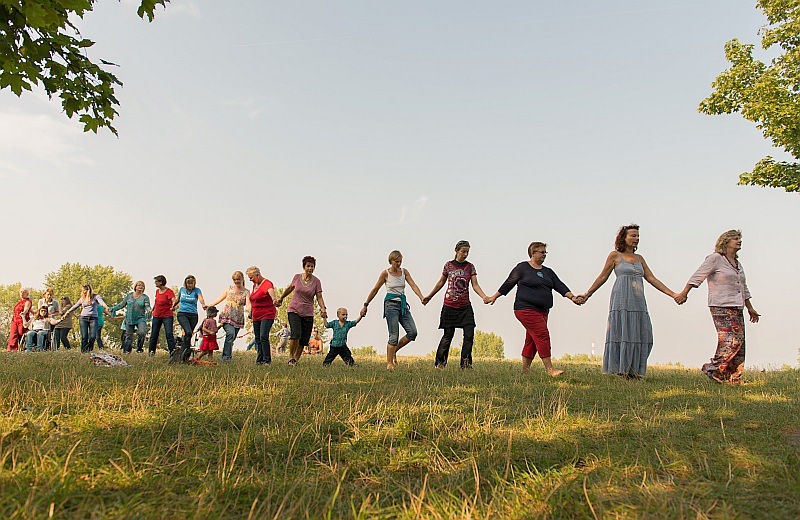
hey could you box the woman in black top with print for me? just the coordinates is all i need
[486,241,582,376]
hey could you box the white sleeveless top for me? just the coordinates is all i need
[385,269,406,299]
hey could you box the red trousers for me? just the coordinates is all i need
[7,320,25,351]
[514,309,551,359]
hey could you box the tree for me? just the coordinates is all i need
[0,0,168,135]
[469,329,504,359]
[44,262,132,347]
[700,0,800,192]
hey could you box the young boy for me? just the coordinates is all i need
[323,307,362,366]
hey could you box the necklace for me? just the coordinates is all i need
[724,254,739,270]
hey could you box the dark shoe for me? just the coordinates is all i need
[288,358,297,367]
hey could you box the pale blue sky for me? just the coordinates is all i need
[2,0,798,367]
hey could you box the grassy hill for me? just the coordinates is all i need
[1,351,798,518]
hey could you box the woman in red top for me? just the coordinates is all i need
[246,266,278,365]
[7,288,32,351]
[148,275,177,356]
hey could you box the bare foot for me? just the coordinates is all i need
[386,363,395,370]
[547,369,565,377]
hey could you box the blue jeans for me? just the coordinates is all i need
[124,321,147,353]
[149,316,175,354]
[80,316,98,353]
[222,323,239,361]
[26,330,49,351]
[254,319,274,364]
[384,300,418,346]
[53,327,71,350]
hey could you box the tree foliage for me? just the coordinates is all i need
[0,0,168,135]
[44,262,133,346]
[470,329,505,359]
[700,0,800,192]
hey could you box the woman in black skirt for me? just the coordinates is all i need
[423,240,491,369]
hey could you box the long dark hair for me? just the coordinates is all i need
[614,224,639,252]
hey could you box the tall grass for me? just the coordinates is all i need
[0,350,798,518]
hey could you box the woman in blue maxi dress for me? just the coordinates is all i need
[579,225,679,378]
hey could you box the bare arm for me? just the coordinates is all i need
[316,292,327,320]
[640,256,677,298]
[208,289,228,308]
[403,269,426,302]
[423,274,447,304]
[583,252,617,301]
[470,274,490,301]
[744,298,760,323]
[361,271,388,317]
[275,282,295,306]
[268,288,277,305]
[353,314,364,325]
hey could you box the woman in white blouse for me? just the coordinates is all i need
[675,230,760,384]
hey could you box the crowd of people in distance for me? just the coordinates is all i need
[5,228,759,384]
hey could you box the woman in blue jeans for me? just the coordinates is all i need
[66,284,110,353]
[208,271,250,361]
[361,250,425,369]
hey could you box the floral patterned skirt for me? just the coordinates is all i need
[702,307,745,383]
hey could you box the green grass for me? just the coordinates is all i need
[1,350,799,519]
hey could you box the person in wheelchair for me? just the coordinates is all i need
[23,307,52,351]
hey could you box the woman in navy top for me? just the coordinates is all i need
[487,241,582,376]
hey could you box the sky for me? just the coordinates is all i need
[2,0,799,368]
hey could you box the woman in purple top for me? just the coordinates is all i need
[675,230,760,384]
[66,283,110,353]
[276,256,328,366]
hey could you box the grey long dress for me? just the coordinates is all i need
[602,258,654,376]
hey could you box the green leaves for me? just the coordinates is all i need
[0,1,169,135]
[700,1,800,192]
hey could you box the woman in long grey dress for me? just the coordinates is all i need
[580,225,678,378]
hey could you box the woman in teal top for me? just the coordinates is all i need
[174,275,207,353]
[110,281,151,353]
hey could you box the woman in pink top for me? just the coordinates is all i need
[276,256,327,366]
[675,230,760,384]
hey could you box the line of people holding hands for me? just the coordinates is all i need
[6,226,758,384]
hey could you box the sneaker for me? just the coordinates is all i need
[288,358,297,367]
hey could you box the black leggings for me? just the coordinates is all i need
[435,325,475,367]
[177,312,199,350]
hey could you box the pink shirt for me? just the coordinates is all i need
[687,253,751,308]
[286,274,322,317]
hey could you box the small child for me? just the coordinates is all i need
[322,307,362,366]
[196,306,219,361]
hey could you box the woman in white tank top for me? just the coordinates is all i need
[361,250,426,369]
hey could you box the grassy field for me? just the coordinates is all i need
[1,350,799,519]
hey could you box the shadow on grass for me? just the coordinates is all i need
[1,352,799,518]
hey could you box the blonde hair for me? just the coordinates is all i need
[337,307,348,315]
[81,284,95,303]
[232,271,245,283]
[134,281,146,291]
[388,250,403,263]
[245,266,261,278]
[714,230,742,256]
